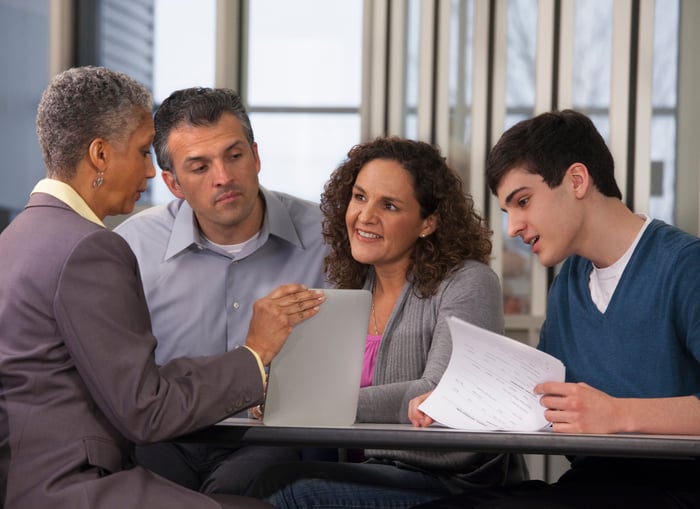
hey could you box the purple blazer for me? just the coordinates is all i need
[0,193,264,508]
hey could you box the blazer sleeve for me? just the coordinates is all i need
[54,228,264,444]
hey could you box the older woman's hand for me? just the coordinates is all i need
[244,285,325,366]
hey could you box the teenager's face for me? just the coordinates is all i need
[496,167,582,267]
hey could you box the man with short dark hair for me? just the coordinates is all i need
[116,87,328,495]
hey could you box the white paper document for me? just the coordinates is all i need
[418,316,565,431]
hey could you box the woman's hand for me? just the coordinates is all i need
[245,285,325,366]
[408,391,435,427]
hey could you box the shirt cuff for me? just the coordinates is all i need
[242,345,266,384]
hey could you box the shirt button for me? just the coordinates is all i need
[232,302,240,310]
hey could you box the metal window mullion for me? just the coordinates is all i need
[361,0,389,140]
[529,0,558,317]
[483,0,508,290]
[448,0,470,186]
[609,0,634,203]
[49,0,75,78]
[676,0,700,234]
[534,0,556,114]
[215,0,243,92]
[633,0,655,215]
[434,0,452,150]
[387,0,408,136]
[469,0,492,215]
[417,0,436,141]
[556,0,575,109]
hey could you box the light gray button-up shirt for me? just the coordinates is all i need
[115,187,328,365]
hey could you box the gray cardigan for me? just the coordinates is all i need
[357,261,526,490]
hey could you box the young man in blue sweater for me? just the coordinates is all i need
[410,109,700,508]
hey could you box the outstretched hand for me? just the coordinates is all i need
[245,284,325,366]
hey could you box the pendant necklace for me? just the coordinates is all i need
[371,299,380,335]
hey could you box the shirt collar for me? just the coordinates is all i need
[31,178,105,227]
[261,186,304,248]
[164,186,304,260]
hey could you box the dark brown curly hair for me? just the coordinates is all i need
[321,137,493,297]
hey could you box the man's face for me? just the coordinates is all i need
[496,166,583,267]
[162,112,262,244]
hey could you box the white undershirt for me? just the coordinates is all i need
[202,231,261,257]
[588,214,651,313]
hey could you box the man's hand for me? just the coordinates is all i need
[535,381,624,433]
[408,391,435,427]
[245,284,325,366]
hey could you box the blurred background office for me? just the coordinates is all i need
[2,0,698,481]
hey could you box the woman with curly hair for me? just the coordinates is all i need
[249,137,526,508]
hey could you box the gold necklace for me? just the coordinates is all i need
[371,299,380,335]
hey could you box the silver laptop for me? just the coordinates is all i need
[263,288,371,427]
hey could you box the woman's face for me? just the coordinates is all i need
[345,158,435,274]
[98,110,156,218]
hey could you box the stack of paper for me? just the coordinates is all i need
[418,316,565,431]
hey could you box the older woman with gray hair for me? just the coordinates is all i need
[0,66,323,509]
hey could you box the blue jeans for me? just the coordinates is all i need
[248,461,452,509]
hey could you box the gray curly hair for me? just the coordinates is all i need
[36,66,153,180]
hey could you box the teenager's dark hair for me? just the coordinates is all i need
[486,109,622,199]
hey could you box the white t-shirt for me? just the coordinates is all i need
[589,214,651,313]
[202,231,261,257]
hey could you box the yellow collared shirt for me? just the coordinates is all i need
[31,178,104,227]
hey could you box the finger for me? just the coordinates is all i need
[415,414,434,428]
[539,394,568,410]
[535,381,561,395]
[287,304,321,325]
[284,292,324,316]
[284,289,324,307]
[265,283,310,299]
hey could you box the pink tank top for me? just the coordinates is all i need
[361,334,382,387]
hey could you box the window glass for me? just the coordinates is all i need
[648,0,679,224]
[253,113,360,202]
[149,0,216,205]
[404,0,420,139]
[248,0,362,108]
[247,0,363,203]
[505,0,537,120]
[0,0,49,225]
[153,0,215,104]
[501,0,538,315]
[572,0,612,138]
[448,0,474,150]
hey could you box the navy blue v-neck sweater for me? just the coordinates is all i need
[540,219,700,400]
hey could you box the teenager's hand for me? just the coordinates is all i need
[535,381,623,433]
